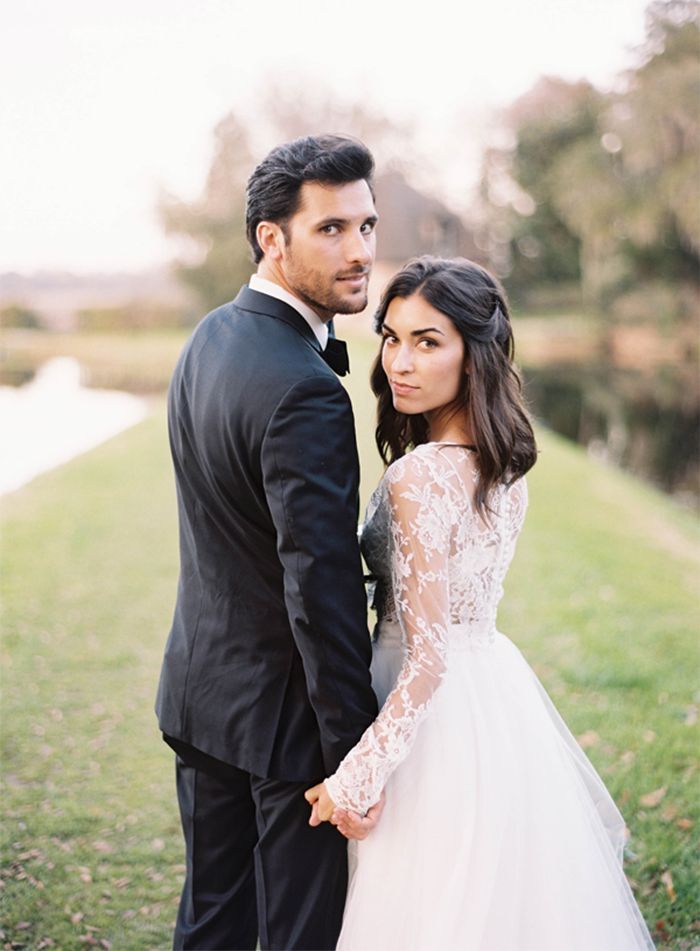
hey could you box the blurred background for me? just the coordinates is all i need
[1,2,699,949]
[2,0,698,502]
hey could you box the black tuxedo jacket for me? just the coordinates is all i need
[156,286,378,782]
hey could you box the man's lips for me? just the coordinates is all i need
[336,271,369,285]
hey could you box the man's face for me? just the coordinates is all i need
[279,180,377,319]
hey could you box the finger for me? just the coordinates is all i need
[308,802,321,827]
[304,784,321,804]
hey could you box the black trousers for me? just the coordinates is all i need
[172,747,348,951]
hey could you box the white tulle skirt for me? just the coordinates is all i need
[337,624,654,951]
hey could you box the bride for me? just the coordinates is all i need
[305,257,654,950]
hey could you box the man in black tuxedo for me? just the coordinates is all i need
[156,135,381,950]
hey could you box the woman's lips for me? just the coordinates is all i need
[391,381,418,396]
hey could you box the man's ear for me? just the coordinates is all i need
[256,221,285,262]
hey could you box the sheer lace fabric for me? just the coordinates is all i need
[325,443,527,814]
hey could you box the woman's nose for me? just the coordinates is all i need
[392,344,413,373]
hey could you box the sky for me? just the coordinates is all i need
[1,0,652,273]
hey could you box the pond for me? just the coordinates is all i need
[0,357,148,495]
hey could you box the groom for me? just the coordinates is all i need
[156,135,380,950]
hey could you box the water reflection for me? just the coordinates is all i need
[0,357,148,495]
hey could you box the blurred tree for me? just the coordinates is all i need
[0,304,42,329]
[478,77,604,302]
[549,0,700,309]
[478,0,700,498]
[482,0,700,312]
[159,112,255,313]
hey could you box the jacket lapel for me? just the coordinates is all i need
[234,286,322,353]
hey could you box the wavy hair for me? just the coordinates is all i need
[371,256,537,513]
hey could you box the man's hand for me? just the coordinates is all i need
[332,792,386,840]
[304,782,337,826]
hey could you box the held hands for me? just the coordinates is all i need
[304,783,386,841]
[333,795,385,841]
[305,782,337,825]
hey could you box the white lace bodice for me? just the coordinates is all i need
[325,443,528,814]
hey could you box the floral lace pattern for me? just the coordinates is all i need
[324,443,527,814]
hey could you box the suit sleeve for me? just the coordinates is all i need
[260,374,378,774]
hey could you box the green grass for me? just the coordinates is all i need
[1,335,699,949]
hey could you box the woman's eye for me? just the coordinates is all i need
[382,334,398,345]
[419,338,438,349]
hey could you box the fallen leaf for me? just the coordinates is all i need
[660,870,676,902]
[70,912,84,925]
[639,786,667,808]
[577,730,600,749]
[92,841,112,855]
[620,751,636,767]
[643,730,656,743]
[151,838,165,852]
[16,923,31,931]
[677,817,694,830]
[661,803,678,822]
[685,704,698,726]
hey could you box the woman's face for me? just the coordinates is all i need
[380,292,466,417]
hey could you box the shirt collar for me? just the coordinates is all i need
[249,273,329,349]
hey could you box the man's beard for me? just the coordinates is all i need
[285,256,369,318]
[296,280,369,317]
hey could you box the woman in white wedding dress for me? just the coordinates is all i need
[306,257,654,951]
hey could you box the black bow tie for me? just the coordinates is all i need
[321,337,350,376]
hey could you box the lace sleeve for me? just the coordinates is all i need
[325,451,453,814]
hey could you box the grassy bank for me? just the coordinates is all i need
[0,329,188,392]
[1,337,699,949]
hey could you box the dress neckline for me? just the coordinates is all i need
[428,441,477,452]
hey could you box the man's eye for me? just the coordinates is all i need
[361,221,375,234]
[321,225,339,235]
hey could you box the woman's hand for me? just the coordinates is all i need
[304,782,337,825]
[333,793,385,840]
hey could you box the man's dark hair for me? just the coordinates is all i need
[245,134,375,263]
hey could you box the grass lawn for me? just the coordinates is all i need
[1,335,699,950]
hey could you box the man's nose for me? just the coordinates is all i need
[345,229,374,265]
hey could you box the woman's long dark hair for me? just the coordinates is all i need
[371,256,538,513]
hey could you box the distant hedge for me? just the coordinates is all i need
[0,304,42,329]
[76,301,195,332]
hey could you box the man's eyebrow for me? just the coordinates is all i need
[315,213,379,227]
[382,323,445,336]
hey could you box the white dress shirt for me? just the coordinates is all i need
[248,274,329,349]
